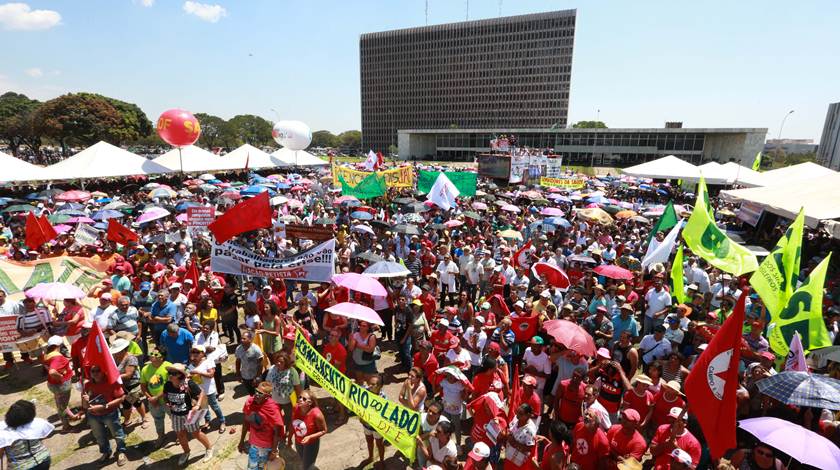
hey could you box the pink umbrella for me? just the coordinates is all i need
[25,282,86,300]
[594,264,634,280]
[67,216,95,224]
[53,224,73,234]
[267,174,284,180]
[333,195,359,205]
[136,207,171,224]
[543,319,597,356]
[290,186,305,192]
[287,199,304,209]
[176,213,188,223]
[221,191,242,200]
[501,204,521,213]
[217,182,232,188]
[585,202,600,208]
[55,190,91,202]
[332,273,387,297]
[546,187,563,193]
[540,207,565,217]
[444,220,463,228]
[471,202,488,210]
[531,262,570,289]
[325,302,384,326]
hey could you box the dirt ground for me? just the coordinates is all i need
[0,337,414,470]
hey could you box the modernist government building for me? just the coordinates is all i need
[359,10,766,167]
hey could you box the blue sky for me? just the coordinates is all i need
[1,0,838,141]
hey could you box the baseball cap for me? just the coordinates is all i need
[596,347,611,359]
[438,318,449,328]
[530,336,544,345]
[540,290,551,298]
[139,282,152,291]
[100,293,112,300]
[514,300,524,308]
[621,408,641,423]
[170,283,182,290]
[468,442,490,460]
[486,342,501,353]
[522,375,537,386]
[474,315,486,324]
[191,345,206,353]
[412,299,423,306]
[668,407,685,419]
[47,336,64,347]
[480,302,491,310]
[670,448,693,465]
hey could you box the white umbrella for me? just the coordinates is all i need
[363,261,411,278]
[351,224,375,235]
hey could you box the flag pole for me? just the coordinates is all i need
[178,146,184,173]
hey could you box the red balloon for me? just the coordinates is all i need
[156,109,201,147]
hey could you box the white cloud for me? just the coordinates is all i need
[182,1,226,23]
[0,3,61,31]
[139,0,155,6]
[24,67,42,78]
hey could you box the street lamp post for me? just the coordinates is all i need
[774,109,794,165]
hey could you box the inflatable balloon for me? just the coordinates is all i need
[156,109,201,147]
[272,120,311,151]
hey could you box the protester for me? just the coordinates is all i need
[82,365,128,466]
[292,390,328,470]
[239,381,284,469]
[43,336,73,432]
[163,363,214,465]
[264,351,302,447]
[140,348,171,447]
[0,400,53,470]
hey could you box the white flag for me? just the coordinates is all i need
[74,223,100,246]
[642,220,683,270]
[363,150,378,171]
[427,173,460,211]
[785,332,808,372]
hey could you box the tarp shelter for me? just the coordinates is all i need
[270,148,327,166]
[721,172,840,228]
[42,141,173,180]
[223,144,286,170]
[757,162,837,187]
[152,145,236,173]
[622,155,709,182]
[0,152,48,182]
[719,162,766,187]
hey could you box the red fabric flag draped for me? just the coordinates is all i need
[684,290,747,459]
[208,191,272,244]
[184,258,200,286]
[376,151,384,169]
[512,240,532,269]
[511,315,539,342]
[25,212,57,249]
[83,322,122,385]
[507,363,522,421]
[106,219,139,245]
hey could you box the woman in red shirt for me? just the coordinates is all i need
[292,390,328,470]
[538,421,571,470]
[44,336,74,432]
[648,380,685,432]
[53,299,85,343]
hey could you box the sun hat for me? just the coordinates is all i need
[108,338,130,354]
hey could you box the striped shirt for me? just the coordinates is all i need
[109,306,139,334]
[16,304,51,332]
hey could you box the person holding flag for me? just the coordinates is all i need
[82,368,128,465]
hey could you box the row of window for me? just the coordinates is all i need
[427,133,706,152]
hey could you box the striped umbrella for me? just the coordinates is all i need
[756,371,840,410]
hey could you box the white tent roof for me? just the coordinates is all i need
[152,145,238,173]
[721,172,840,228]
[270,148,327,166]
[719,162,766,187]
[224,144,287,170]
[42,142,173,180]
[757,162,837,187]
[622,155,701,181]
[0,152,48,182]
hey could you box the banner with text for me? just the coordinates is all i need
[0,315,21,352]
[294,331,419,461]
[539,177,586,189]
[211,238,336,281]
[0,257,108,301]
[283,224,334,241]
[187,206,214,229]
[331,165,414,188]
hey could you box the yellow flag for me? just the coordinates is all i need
[767,253,832,355]
[749,209,804,317]
[671,244,686,304]
[682,177,759,276]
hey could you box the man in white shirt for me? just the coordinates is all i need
[458,247,475,291]
[643,275,672,335]
[510,267,530,300]
[478,251,496,296]
[92,293,117,331]
[522,337,551,394]
[690,259,712,294]
[462,316,488,377]
[445,337,472,372]
[638,325,672,366]
[710,274,742,309]
[464,255,484,303]
[436,253,459,303]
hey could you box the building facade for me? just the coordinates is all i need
[816,102,840,170]
[398,127,768,167]
[360,10,576,153]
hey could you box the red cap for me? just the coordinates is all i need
[486,342,501,353]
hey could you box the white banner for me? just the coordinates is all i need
[74,223,100,246]
[211,238,336,282]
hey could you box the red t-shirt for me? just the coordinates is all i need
[243,396,284,448]
[651,424,701,468]
[45,352,72,385]
[84,381,125,416]
[606,424,647,462]
[650,392,685,429]
[557,379,586,424]
[525,390,542,419]
[471,369,506,400]
[430,329,453,356]
[571,422,609,470]
[333,286,349,304]
[413,352,439,384]
[61,305,85,337]
[622,389,654,422]
[419,293,437,322]
[71,336,88,372]
[292,406,324,444]
[322,342,348,374]
[467,393,507,446]
[541,442,569,470]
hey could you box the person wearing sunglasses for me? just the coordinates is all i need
[82,365,128,466]
[139,348,171,448]
[730,442,785,470]
[292,390,327,470]
[163,363,213,465]
[239,381,284,470]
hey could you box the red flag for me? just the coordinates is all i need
[507,363,522,421]
[512,240,532,269]
[25,212,56,249]
[106,219,139,245]
[185,258,200,286]
[207,191,272,244]
[83,322,122,385]
[511,315,539,342]
[684,290,747,458]
[376,151,384,169]
[485,294,511,318]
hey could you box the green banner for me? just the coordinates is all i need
[417,170,477,196]
[682,177,758,276]
[671,244,686,304]
[293,331,419,461]
[339,172,386,200]
[750,209,804,318]
[648,200,679,243]
[767,253,832,355]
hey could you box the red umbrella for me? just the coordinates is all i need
[55,190,91,202]
[594,264,634,280]
[543,319,597,356]
[531,262,570,289]
[220,191,242,200]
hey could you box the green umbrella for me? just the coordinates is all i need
[463,211,481,220]
[603,204,623,215]
[48,214,72,224]
[1,204,35,213]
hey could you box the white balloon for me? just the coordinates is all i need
[272,120,312,151]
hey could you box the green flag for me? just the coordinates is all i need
[749,209,804,318]
[767,253,832,355]
[417,170,477,196]
[671,244,686,304]
[647,200,679,242]
[752,152,762,171]
[339,172,386,200]
[682,176,759,276]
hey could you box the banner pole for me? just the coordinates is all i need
[178,147,184,173]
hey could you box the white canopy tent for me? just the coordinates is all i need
[622,155,708,181]
[224,144,286,170]
[152,145,238,173]
[270,148,327,166]
[757,162,837,187]
[719,162,766,187]
[41,142,173,180]
[721,172,840,228]
[0,152,49,182]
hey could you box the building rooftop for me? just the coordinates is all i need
[400,127,768,134]
[360,9,576,39]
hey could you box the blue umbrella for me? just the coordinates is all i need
[586,195,609,204]
[250,175,269,184]
[350,211,374,220]
[544,217,571,228]
[276,182,291,190]
[240,185,276,196]
[0,198,11,206]
[57,203,85,211]
[656,189,669,196]
[94,222,108,230]
[95,197,112,203]
[208,179,222,184]
[92,210,124,221]
[175,201,202,212]
[552,195,572,203]
[638,184,652,190]
[342,200,362,208]
[25,192,47,201]
[756,371,840,410]
[56,209,87,217]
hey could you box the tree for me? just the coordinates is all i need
[388,144,399,156]
[228,114,273,147]
[194,113,235,149]
[77,93,153,145]
[572,121,608,129]
[311,130,338,148]
[33,93,123,155]
[338,130,361,150]
[0,92,41,156]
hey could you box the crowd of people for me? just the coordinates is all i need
[0,159,838,470]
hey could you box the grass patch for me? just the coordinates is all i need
[149,447,175,462]
[125,432,144,447]
[23,387,54,408]
[50,443,79,466]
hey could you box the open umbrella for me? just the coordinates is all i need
[175,201,202,212]
[567,254,597,264]
[543,217,571,229]
[471,202,488,210]
[148,188,176,199]
[67,216,95,224]
[332,272,387,297]
[614,210,637,219]
[402,213,425,224]
[92,210,124,221]
[630,215,650,224]
[199,173,216,181]
[463,211,481,220]
[325,302,384,326]
[404,202,430,213]
[500,204,521,213]
[350,211,374,221]
[394,197,418,205]
[351,224,375,235]
[577,207,614,225]
[444,220,463,228]
[39,188,65,199]
[392,223,421,236]
[756,371,840,410]
[55,190,91,202]
[498,229,523,240]
[25,282,85,300]
[353,251,384,263]
[543,319,596,356]
[540,207,565,216]
[47,214,71,224]
[531,262,571,289]
[333,195,359,206]
[363,261,411,278]
[594,265,634,280]
[136,207,171,224]
[314,217,336,225]
[102,201,129,211]
[739,417,840,470]
[2,204,35,213]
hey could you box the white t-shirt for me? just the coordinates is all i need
[645,288,672,319]
[188,358,216,395]
[445,348,472,371]
[430,436,458,463]
[420,413,450,434]
[522,347,552,391]
[93,305,117,330]
[463,327,487,366]
[638,334,672,364]
[439,380,465,414]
